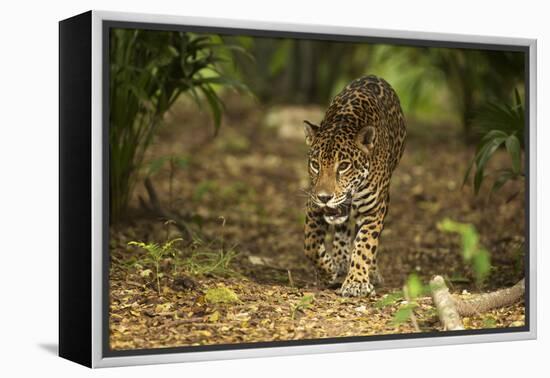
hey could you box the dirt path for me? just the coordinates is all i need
[109,97,525,350]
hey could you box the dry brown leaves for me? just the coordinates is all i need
[110,97,526,351]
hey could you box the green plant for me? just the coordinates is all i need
[182,235,239,277]
[291,294,315,319]
[128,237,182,295]
[366,47,524,136]
[437,218,491,285]
[431,49,523,138]
[375,274,426,328]
[387,220,493,327]
[374,291,404,308]
[391,274,426,327]
[463,89,525,195]
[482,316,497,328]
[127,218,239,285]
[109,29,246,221]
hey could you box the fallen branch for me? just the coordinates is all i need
[454,278,525,316]
[430,275,465,330]
[429,275,525,331]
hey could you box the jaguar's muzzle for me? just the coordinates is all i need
[322,202,351,225]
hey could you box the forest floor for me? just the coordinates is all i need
[109,96,526,351]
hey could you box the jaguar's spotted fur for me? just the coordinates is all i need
[303,75,406,297]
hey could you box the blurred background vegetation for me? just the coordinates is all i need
[109,28,526,223]
[108,30,527,344]
[227,37,524,133]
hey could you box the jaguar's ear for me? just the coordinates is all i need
[303,120,320,146]
[356,126,376,154]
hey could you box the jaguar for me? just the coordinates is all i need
[303,75,406,297]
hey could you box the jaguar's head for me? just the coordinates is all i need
[304,120,376,225]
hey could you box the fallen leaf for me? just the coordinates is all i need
[155,303,172,313]
[205,287,241,304]
[209,311,221,322]
[354,305,367,313]
[140,269,153,278]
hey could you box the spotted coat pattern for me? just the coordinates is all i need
[303,75,406,297]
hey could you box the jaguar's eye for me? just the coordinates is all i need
[310,160,320,173]
[338,162,351,172]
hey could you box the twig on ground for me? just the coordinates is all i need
[430,275,465,331]
[288,270,295,288]
[454,278,525,316]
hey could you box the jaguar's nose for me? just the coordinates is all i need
[317,193,333,204]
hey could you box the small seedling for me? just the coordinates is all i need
[181,237,238,277]
[291,294,315,319]
[182,246,239,277]
[374,291,404,308]
[182,217,239,277]
[128,238,182,295]
[437,218,492,285]
[391,274,426,328]
[392,303,418,326]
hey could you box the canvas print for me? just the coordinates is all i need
[108,27,527,351]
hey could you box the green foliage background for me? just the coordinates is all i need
[225,37,524,129]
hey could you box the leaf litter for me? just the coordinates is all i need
[110,96,525,350]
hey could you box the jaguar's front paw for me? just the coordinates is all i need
[323,271,340,286]
[313,267,338,287]
[326,273,344,289]
[338,279,375,297]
